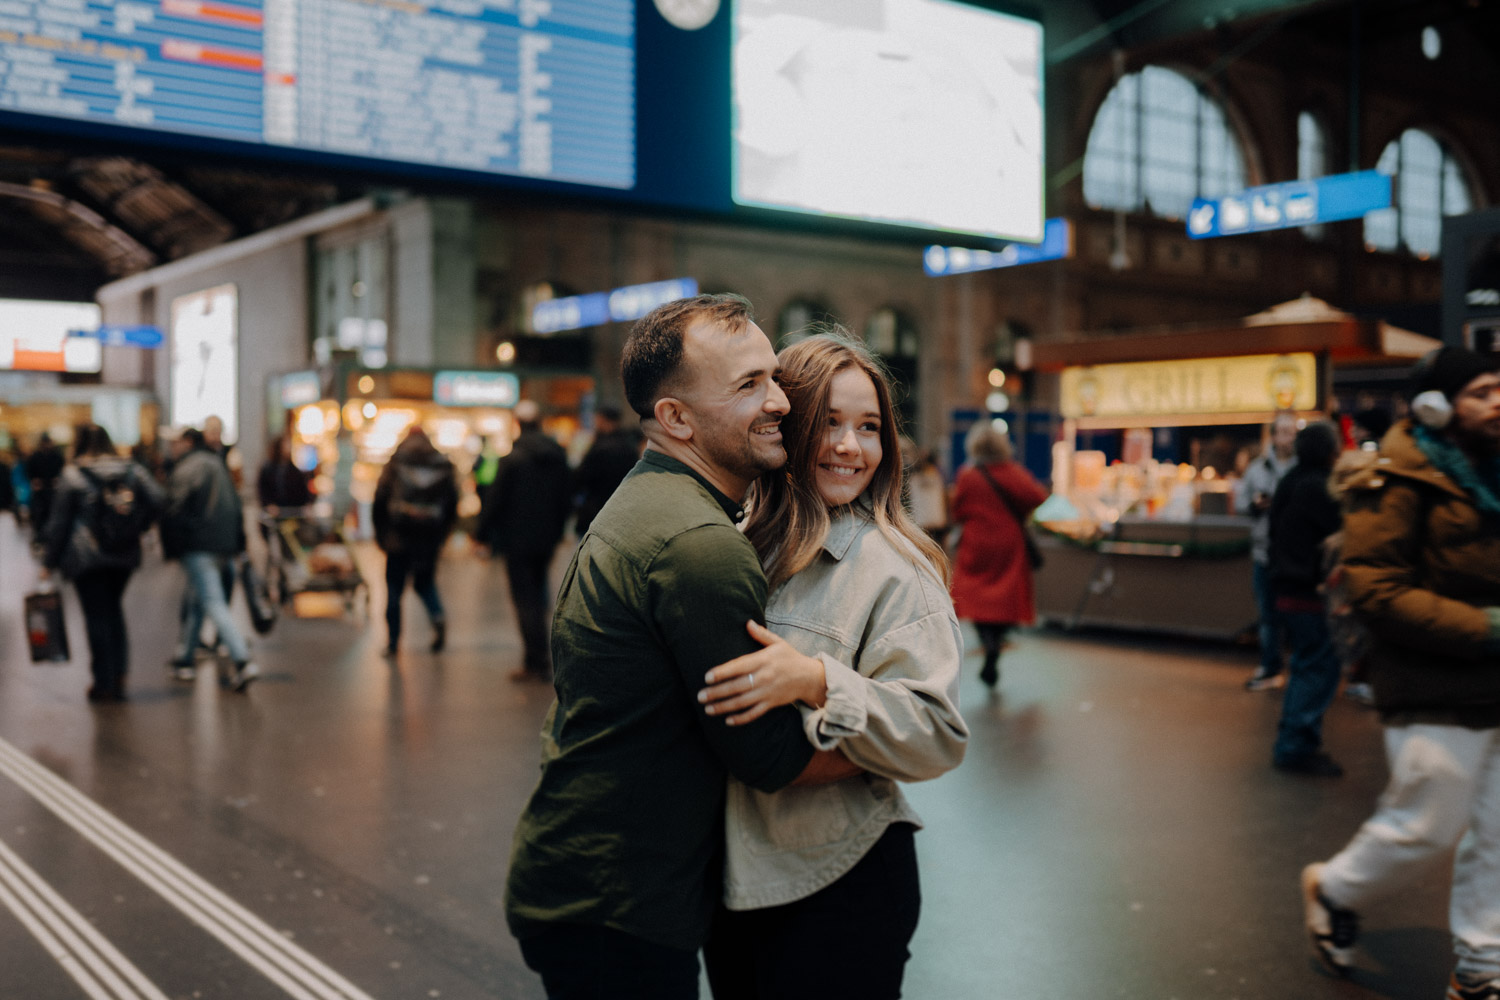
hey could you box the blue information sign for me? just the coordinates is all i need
[74,324,165,348]
[1186,171,1392,239]
[0,0,634,189]
[923,218,1071,277]
[531,277,698,335]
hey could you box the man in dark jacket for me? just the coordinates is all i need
[25,432,64,538]
[572,406,639,537]
[163,427,256,691]
[373,426,458,656]
[1301,347,1500,997]
[1267,421,1344,776]
[480,400,571,682]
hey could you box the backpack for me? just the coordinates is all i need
[388,463,449,532]
[80,466,147,554]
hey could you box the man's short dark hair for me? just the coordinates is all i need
[181,427,205,449]
[621,294,755,420]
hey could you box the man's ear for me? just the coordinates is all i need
[654,397,694,442]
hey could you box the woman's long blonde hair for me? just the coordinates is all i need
[744,331,949,590]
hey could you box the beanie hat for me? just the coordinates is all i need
[1410,346,1500,403]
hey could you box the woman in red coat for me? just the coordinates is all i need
[950,421,1049,687]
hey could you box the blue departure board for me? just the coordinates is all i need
[0,0,634,188]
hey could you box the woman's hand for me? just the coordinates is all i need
[699,621,827,726]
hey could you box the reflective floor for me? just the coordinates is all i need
[0,513,1457,999]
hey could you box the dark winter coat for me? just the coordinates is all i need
[372,435,459,554]
[42,455,163,578]
[1341,419,1500,724]
[949,460,1049,626]
[1268,461,1342,601]
[482,428,571,557]
[572,429,639,536]
[162,446,245,559]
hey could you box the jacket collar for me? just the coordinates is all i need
[820,503,873,561]
[640,449,746,523]
[1372,420,1479,502]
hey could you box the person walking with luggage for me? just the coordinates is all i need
[1301,347,1500,998]
[40,424,161,702]
[25,432,64,540]
[480,400,571,681]
[373,426,458,656]
[1267,422,1345,776]
[949,421,1048,687]
[162,427,258,691]
[1236,412,1299,690]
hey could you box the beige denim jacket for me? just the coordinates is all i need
[723,508,968,910]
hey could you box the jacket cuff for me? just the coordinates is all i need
[1486,608,1500,655]
[800,652,866,750]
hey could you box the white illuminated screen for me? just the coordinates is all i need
[0,298,102,372]
[733,0,1043,241]
[171,285,239,444]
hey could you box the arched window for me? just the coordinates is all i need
[865,307,919,427]
[776,298,838,346]
[1364,129,1473,258]
[1297,111,1330,238]
[1083,65,1248,220]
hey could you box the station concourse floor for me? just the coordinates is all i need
[0,513,1460,1000]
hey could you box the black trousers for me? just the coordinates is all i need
[704,822,922,1000]
[519,924,699,1000]
[384,547,444,644]
[74,567,133,696]
[505,551,553,673]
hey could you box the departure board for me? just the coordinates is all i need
[0,0,634,188]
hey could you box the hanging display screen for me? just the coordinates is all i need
[732,0,1044,242]
[0,0,635,188]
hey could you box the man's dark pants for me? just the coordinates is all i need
[1273,605,1343,764]
[704,823,921,1000]
[384,547,444,644]
[518,924,699,1000]
[505,550,553,674]
[75,567,132,696]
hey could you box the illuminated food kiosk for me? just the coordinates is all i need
[1028,296,1439,639]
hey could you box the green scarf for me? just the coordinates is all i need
[1412,423,1500,520]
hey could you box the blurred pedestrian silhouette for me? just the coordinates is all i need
[1302,346,1500,998]
[162,427,257,691]
[373,425,457,656]
[480,399,571,681]
[257,436,314,515]
[949,421,1048,688]
[904,440,950,546]
[25,432,64,540]
[39,423,161,702]
[572,405,639,538]
[1235,411,1298,691]
[1267,422,1344,776]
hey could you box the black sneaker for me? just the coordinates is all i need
[1450,974,1500,1000]
[1275,752,1344,777]
[430,621,446,653]
[1302,863,1358,974]
[229,661,259,693]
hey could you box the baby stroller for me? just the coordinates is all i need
[261,509,369,617]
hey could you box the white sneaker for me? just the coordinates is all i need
[230,661,260,693]
[1302,862,1358,974]
[170,662,196,682]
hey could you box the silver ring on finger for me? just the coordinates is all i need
[747,673,755,690]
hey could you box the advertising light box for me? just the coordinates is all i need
[0,298,102,372]
[170,284,238,442]
[732,0,1044,242]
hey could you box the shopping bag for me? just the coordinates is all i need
[240,556,278,635]
[24,588,70,663]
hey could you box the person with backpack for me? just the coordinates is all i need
[162,427,258,692]
[373,425,458,656]
[40,423,162,703]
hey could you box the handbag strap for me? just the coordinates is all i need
[977,464,1032,530]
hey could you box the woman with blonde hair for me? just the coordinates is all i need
[950,419,1049,687]
[697,331,968,999]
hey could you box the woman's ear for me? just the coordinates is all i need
[654,397,694,442]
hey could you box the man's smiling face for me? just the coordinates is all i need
[677,319,789,495]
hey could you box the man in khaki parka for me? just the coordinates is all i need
[1301,346,1500,1000]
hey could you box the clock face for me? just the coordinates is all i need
[653,0,720,31]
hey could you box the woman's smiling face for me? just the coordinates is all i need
[814,367,882,508]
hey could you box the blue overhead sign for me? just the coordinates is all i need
[530,278,699,335]
[923,219,1072,276]
[1187,170,1392,239]
[72,324,164,348]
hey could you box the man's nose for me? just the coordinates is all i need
[765,380,790,415]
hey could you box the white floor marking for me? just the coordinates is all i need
[0,736,381,1000]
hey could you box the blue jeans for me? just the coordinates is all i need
[176,552,250,664]
[1273,607,1342,763]
[1253,561,1286,675]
